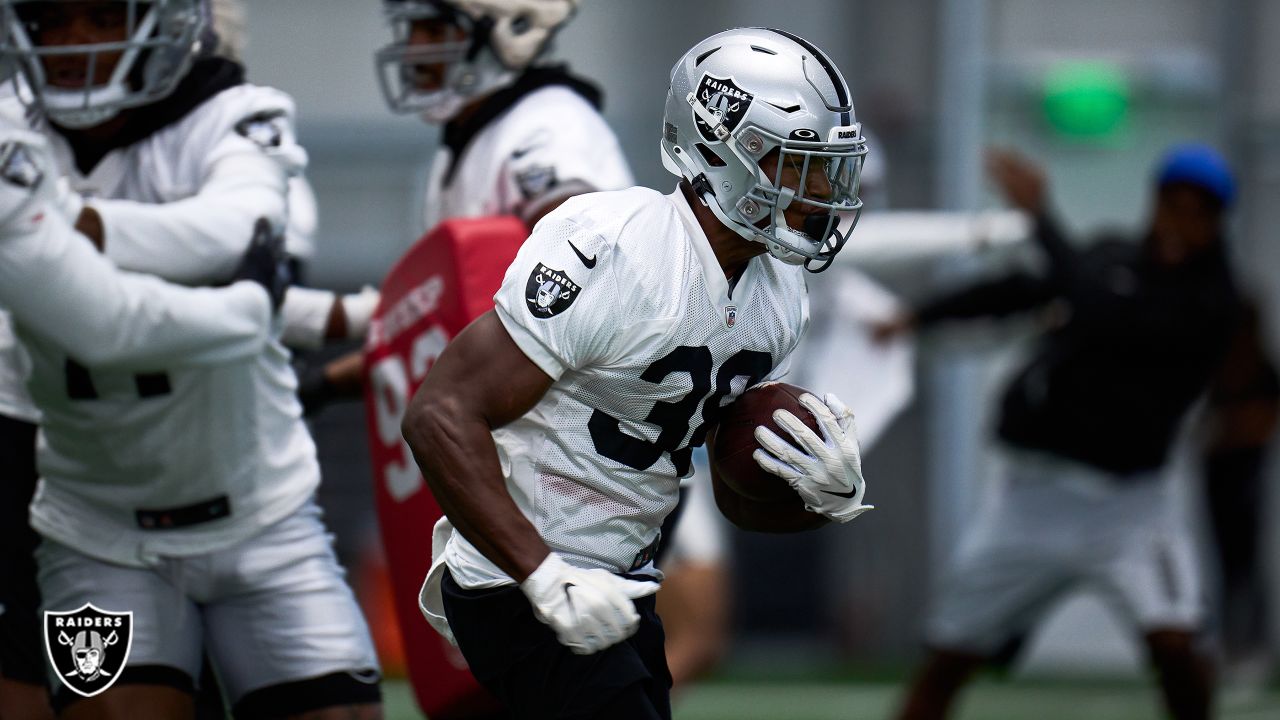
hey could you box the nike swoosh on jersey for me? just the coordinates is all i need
[569,241,597,269]
[822,488,860,499]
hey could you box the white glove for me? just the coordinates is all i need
[520,553,660,655]
[752,392,873,523]
[340,286,381,340]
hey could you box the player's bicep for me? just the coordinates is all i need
[414,310,553,431]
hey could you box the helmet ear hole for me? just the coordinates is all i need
[694,143,726,168]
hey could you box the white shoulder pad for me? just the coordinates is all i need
[177,84,307,174]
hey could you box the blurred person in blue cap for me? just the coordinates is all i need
[880,144,1245,720]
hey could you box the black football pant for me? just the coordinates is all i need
[442,569,671,720]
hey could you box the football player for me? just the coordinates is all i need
[376,0,631,229]
[888,147,1238,720]
[0,2,381,718]
[299,0,632,410]
[402,28,873,719]
[0,114,289,720]
[377,0,745,696]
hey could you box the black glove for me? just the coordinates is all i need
[294,358,340,417]
[232,218,291,311]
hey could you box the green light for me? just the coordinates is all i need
[1041,61,1130,139]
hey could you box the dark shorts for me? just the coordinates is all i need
[0,414,45,687]
[442,569,672,720]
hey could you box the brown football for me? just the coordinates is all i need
[711,382,819,503]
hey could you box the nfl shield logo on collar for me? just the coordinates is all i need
[44,604,134,698]
[724,305,737,328]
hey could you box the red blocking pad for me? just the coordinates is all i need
[363,217,527,719]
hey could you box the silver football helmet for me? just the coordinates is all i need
[376,0,578,123]
[0,0,208,129]
[661,28,868,272]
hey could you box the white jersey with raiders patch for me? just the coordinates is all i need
[421,84,633,230]
[10,85,321,567]
[444,186,809,587]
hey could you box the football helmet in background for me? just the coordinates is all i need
[0,0,210,128]
[376,0,578,123]
[661,27,868,272]
[209,0,244,62]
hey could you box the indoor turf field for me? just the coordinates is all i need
[379,676,1280,719]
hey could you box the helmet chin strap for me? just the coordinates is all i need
[418,90,465,124]
[41,86,127,128]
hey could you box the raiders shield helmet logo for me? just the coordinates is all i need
[44,604,133,698]
[525,263,582,319]
[694,74,754,143]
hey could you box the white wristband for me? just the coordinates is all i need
[280,286,336,350]
[340,286,380,341]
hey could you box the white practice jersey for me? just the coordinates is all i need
[444,187,809,587]
[10,84,320,566]
[422,84,633,230]
[0,108,272,423]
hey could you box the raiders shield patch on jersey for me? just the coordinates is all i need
[695,74,754,143]
[235,110,287,149]
[44,604,133,698]
[515,164,558,200]
[0,142,42,189]
[525,263,581,319]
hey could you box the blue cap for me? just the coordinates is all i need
[1155,143,1236,209]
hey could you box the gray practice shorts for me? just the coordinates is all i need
[927,451,1203,656]
[37,499,380,703]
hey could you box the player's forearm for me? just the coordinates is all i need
[0,208,272,368]
[403,393,550,582]
[914,271,1054,326]
[97,154,288,284]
